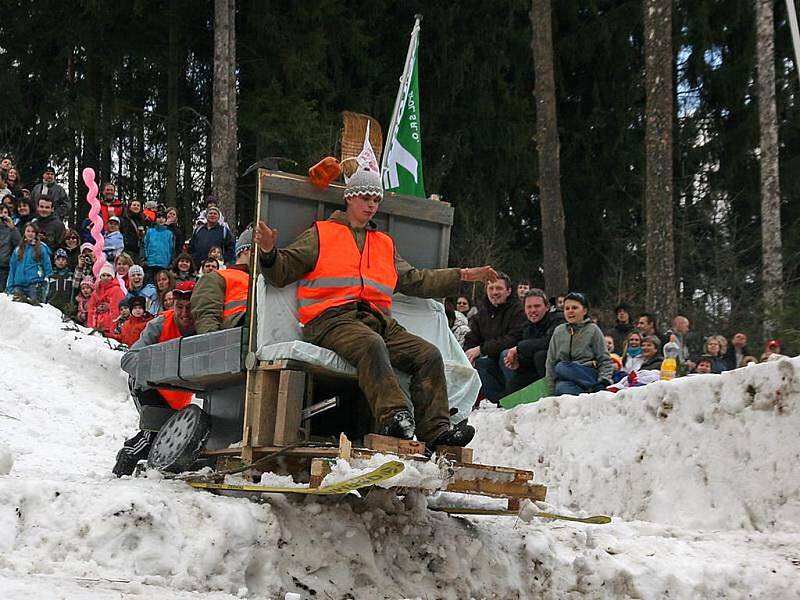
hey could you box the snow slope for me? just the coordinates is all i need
[1,294,799,599]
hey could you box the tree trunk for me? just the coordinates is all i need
[166,0,179,207]
[212,0,238,231]
[643,0,676,325]
[530,0,569,296]
[756,0,783,335]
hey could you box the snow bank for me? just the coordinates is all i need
[1,296,799,599]
[470,357,800,532]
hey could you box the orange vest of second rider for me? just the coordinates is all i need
[217,268,250,319]
[157,310,194,410]
[297,221,398,325]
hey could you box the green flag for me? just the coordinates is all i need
[382,16,425,198]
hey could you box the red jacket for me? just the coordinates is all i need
[87,279,126,334]
[100,200,125,226]
[117,312,154,347]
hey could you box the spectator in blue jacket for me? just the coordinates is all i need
[143,209,175,280]
[7,222,52,304]
[188,206,234,267]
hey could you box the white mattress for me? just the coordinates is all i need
[254,278,480,421]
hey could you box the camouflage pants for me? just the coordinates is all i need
[303,307,450,442]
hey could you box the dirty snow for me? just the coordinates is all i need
[1,294,799,599]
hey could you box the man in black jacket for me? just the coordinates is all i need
[504,289,565,393]
[464,273,527,403]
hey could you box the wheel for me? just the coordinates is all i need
[147,404,211,473]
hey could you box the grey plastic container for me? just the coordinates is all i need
[179,327,245,381]
[136,338,181,385]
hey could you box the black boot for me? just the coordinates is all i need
[429,419,475,449]
[112,430,154,477]
[379,409,415,440]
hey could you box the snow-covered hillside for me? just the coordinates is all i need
[1,294,799,599]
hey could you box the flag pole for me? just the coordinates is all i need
[381,15,423,182]
[787,0,800,88]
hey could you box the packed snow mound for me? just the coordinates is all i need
[0,442,12,475]
[470,357,800,532]
[1,296,799,599]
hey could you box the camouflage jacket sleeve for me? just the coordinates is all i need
[260,226,319,287]
[394,251,461,298]
[191,271,226,334]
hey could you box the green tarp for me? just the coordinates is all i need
[499,377,552,409]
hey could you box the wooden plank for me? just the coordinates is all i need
[309,458,332,488]
[454,462,534,481]
[273,370,306,446]
[436,446,473,463]
[363,433,426,456]
[446,479,547,501]
[249,369,279,446]
[338,433,352,460]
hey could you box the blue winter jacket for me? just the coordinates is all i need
[125,283,157,307]
[143,225,175,269]
[6,242,53,290]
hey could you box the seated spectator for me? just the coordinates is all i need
[636,312,666,345]
[116,296,154,347]
[607,303,635,353]
[463,273,527,403]
[621,331,644,373]
[516,279,531,300]
[694,355,713,374]
[545,292,613,396]
[7,222,52,305]
[62,229,81,270]
[103,216,125,262]
[47,248,75,315]
[444,298,470,347]
[604,335,615,354]
[114,281,197,476]
[640,336,663,371]
[0,203,21,293]
[504,289,564,393]
[171,252,197,283]
[761,340,782,362]
[74,277,94,325]
[87,263,126,336]
[703,335,728,374]
[724,332,750,370]
[143,209,175,280]
[125,264,157,307]
[149,268,176,315]
[456,295,477,319]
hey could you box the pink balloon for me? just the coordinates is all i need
[81,167,106,279]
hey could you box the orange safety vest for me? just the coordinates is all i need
[217,268,250,319]
[297,221,398,325]
[157,310,194,410]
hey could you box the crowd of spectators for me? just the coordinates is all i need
[446,273,788,404]
[0,159,234,346]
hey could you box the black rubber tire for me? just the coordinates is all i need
[147,404,211,473]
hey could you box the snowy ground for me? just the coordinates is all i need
[1,294,799,599]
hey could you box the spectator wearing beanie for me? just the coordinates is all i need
[103,216,125,262]
[189,205,234,267]
[74,277,95,325]
[87,263,126,335]
[47,248,75,315]
[125,264,157,307]
[117,296,154,347]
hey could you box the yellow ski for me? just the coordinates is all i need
[189,460,405,495]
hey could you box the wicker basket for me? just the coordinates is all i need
[340,111,383,178]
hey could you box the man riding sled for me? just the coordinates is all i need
[255,135,497,449]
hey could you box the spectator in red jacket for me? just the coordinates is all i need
[87,263,125,335]
[117,296,154,347]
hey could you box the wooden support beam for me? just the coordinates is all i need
[273,369,305,445]
[247,369,279,447]
[435,446,473,463]
[309,458,332,488]
[363,433,426,456]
